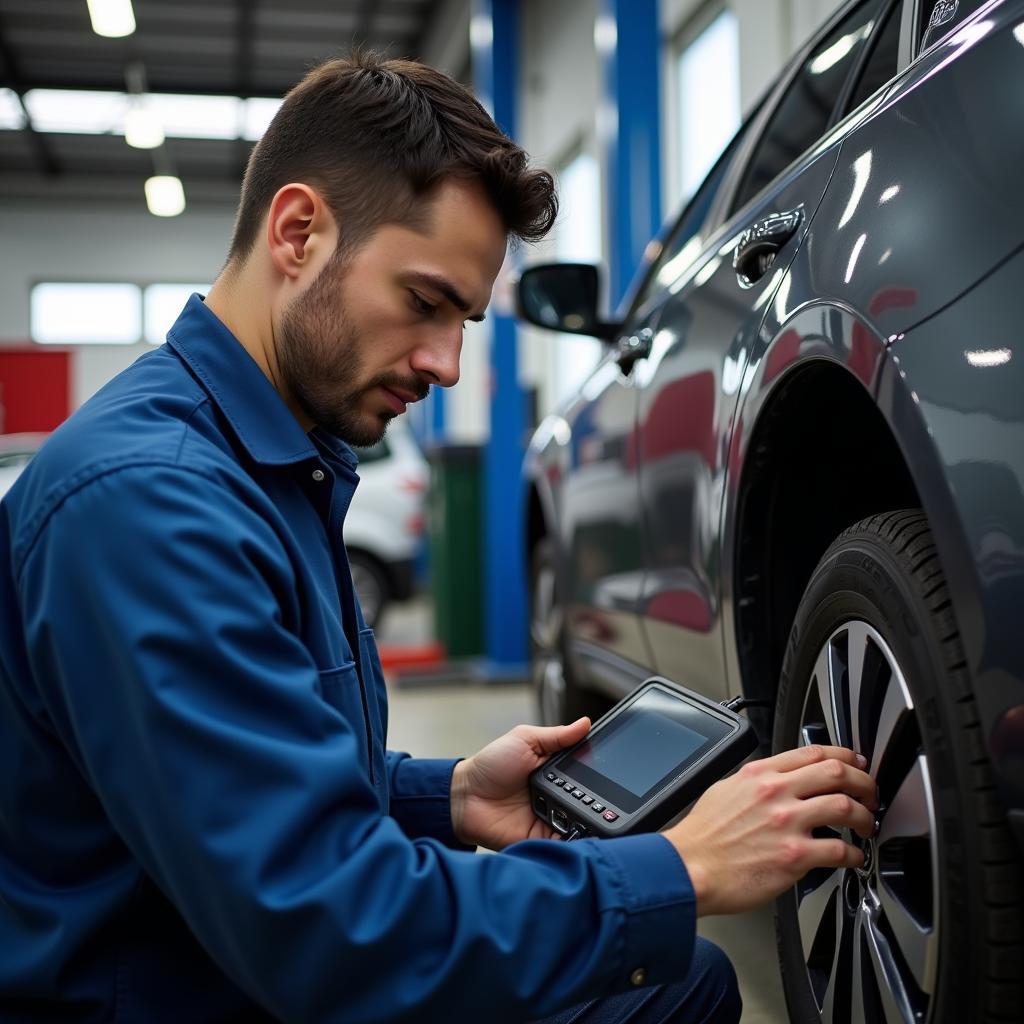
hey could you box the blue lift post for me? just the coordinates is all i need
[472,0,529,677]
[600,0,662,307]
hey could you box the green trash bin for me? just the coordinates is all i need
[427,444,483,658]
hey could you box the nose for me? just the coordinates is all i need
[411,324,462,389]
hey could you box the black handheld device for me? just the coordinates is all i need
[530,677,758,840]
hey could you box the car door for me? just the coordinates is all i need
[558,122,755,698]
[634,0,898,700]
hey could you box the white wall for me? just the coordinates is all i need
[0,202,235,407]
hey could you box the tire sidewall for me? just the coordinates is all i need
[774,535,973,1022]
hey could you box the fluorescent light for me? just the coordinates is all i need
[243,97,283,141]
[879,184,900,204]
[0,88,25,130]
[86,0,136,38]
[124,106,164,149]
[25,89,127,134]
[838,150,872,229]
[966,348,1011,367]
[809,23,871,75]
[148,93,239,140]
[145,176,186,217]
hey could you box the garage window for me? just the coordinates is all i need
[31,283,142,345]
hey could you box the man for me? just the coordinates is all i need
[0,54,876,1022]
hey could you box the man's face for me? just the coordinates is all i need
[276,178,507,446]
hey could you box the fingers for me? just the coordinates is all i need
[521,717,591,756]
[798,793,876,840]
[751,744,877,811]
[763,744,865,774]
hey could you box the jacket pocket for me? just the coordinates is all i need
[317,661,372,772]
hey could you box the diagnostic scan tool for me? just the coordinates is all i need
[530,677,758,840]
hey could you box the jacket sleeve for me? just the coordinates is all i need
[16,464,697,1024]
[385,751,476,850]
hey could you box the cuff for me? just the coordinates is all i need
[386,754,475,851]
[587,833,697,991]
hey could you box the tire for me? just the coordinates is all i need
[348,550,390,630]
[529,537,609,726]
[774,509,1023,1023]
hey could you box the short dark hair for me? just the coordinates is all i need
[228,51,558,264]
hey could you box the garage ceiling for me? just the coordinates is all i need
[0,0,443,205]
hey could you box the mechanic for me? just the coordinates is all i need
[0,53,878,1023]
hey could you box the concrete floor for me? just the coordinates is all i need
[380,599,790,1023]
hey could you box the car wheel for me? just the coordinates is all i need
[774,510,1022,1023]
[348,550,390,630]
[530,537,607,726]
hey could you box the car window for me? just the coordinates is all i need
[729,0,887,216]
[919,0,991,52]
[630,117,754,311]
[844,0,902,112]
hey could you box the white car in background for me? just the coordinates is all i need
[347,416,429,628]
[0,434,47,501]
[0,424,429,630]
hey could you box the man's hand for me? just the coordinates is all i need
[450,718,590,850]
[664,744,878,916]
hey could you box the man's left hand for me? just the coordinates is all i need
[450,718,590,850]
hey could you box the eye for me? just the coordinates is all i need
[409,291,437,316]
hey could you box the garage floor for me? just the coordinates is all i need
[381,600,789,1023]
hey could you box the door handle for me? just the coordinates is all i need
[616,327,653,371]
[733,208,803,286]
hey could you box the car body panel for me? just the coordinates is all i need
[633,146,845,703]
[884,243,1024,820]
[803,1,1024,342]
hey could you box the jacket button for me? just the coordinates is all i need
[630,967,647,987]
[311,469,325,482]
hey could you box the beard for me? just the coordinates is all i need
[277,252,429,447]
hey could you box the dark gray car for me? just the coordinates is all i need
[518,1,1024,1020]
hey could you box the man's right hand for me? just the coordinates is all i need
[663,744,878,917]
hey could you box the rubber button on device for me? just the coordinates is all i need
[553,778,565,786]
[581,795,593,805]
[602,810,619,822]
[546,772,557,782]
[564,783,574,792]
[630,968,647,987]
[571,789,584,800]
[591,803,605,813]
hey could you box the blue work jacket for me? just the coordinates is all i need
[0,295,696,1022]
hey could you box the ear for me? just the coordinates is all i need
[265,183,337,282]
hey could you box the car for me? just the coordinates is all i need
[518,1,1024,1021]
[0,433,47,500]
[347,416,428,628]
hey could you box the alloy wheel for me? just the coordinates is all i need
[350,558,385,628]
[796,620,939,1023]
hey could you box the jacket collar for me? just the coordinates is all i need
[166,293,357,470]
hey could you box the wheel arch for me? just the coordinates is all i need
[725,306,924,725]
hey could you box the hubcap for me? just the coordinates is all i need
[530,560,566,725]
[795,620,939,1023]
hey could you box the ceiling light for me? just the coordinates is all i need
[145,176,185,217]
[86,0,136,38]
[124,106,164,149]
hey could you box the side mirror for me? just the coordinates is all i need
[515,263,618,340]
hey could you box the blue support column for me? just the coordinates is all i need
[472,0,528,672]
[599,0,662,308]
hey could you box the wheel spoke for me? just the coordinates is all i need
[862,909,918,1023]
[797,868,842,953]
[811,644,841,746]
[845,621,870,756]
[876,878,935,996]
[878,756,930,843]
[819,901,853,1023]
[869,673,912,779]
